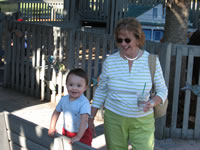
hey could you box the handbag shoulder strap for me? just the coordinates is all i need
[148,54,157,87]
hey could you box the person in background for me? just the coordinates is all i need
[48,68,92,146]
[89,17,168,150]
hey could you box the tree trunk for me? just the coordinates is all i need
[163,0,191,44]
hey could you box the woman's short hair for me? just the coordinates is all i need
[115,17,145,48]
[66,68,88,85]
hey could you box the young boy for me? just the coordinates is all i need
[48,68,92,146]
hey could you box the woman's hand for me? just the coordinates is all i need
[143,96,162,112]
[143,100,154,112]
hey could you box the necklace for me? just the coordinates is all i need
[124,50,140,61]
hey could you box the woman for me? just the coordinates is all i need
[89,17,168,150]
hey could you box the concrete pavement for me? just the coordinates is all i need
[0,87,200,150]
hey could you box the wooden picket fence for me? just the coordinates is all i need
[17,0,200,34]
[2,21,200,139]
[18,0,64,22]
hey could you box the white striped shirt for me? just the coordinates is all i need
[92,50,168,118]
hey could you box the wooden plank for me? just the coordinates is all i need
[9,141,28,150]
[51,27,59,102]
[182,49,194,138]
[86,33,93,99]
[15,24,21,91]
[107,0,115,34]
[25,25,31,94]
[30,25,37,96]
[53,136,64,150]
[81,32,86,70]
[194,60,200,138]
[40,26,46,100]
[0,22,2,52]
[62,31,68,96]
[170,49,183,138]
[45,26,53,100]
[7,131,48,150]
[11,23,17,89]
[70,0,76,21]
[102,34,107,61]
[35,25,41,97]
[57,29,63,101]
[61,135,97,150]
[4,113,54,149]
[74,31,81,68]
[93,36,100,96]
[68,30,75,68]
[0,112,10,150]
[3,25,12,87]
[20,24,25,92]
[155,43,172,139]
[164,127,194,139]
[171,45,200,56]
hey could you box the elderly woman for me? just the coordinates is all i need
[89,17,168,150]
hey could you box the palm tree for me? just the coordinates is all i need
[163,0,191,44]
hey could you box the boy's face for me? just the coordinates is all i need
[66,74,87,100]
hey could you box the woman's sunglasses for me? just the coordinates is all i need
[116,38,131,43]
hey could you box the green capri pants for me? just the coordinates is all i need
[104,109,155,150]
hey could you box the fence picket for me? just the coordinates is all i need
[20,24,25,92]
[30,25,36,96]
[25,26,31,94]
[182,49,194,138]
[35,26,41,97]
[40,27,46,100]
[194,65,200,138]
[86,33,93,99]
[170,48,183,138]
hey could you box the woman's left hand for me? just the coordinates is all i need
[143,100,154,112]
[143,96,162,112]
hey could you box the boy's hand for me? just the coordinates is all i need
[71,136,81,144]
[48,128,57,137]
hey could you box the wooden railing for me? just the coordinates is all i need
[17,0,200,33]
[0,110,96,150]
[2,21,200,139]
[18,1,64,22]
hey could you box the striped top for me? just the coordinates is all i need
[92,50,168,118]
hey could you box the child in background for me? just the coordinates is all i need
[48,68,92,146]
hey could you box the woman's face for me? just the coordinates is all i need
[116,29,139,56]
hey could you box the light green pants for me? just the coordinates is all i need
[104,109,155,150]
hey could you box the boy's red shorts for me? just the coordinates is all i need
[62,127,92,146]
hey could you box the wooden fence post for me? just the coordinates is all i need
[155,42,172,139]
[0,112,10,150]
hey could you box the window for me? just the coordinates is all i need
[153,30,163,41]
[143,29,152,41]
[153,8,158,18]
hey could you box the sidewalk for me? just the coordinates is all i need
[0,87,200,150]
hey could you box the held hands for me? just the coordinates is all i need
[88,118,96,137]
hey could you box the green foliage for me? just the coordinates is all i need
[0,3,18,12]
